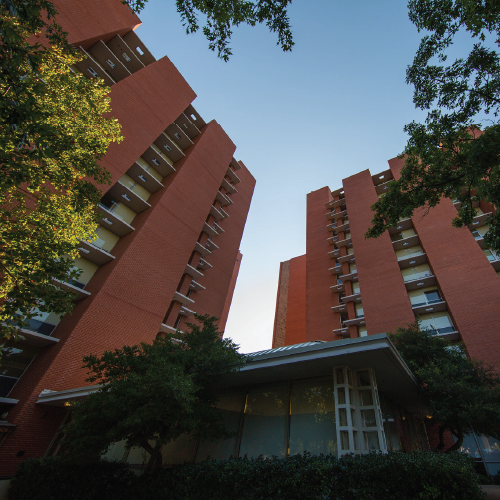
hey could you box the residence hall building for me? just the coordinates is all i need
[272,156,500,475]
[0,0,255,475]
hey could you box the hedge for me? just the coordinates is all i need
[8,451,484,500]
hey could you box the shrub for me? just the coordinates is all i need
[8,452,484,500]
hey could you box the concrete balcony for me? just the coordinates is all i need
[76,47,116,86]
[78,241,115,265]
[331,210,348,220]
[210,205,224,220]
[392,234,420,251]
[185,264,203,279]
[190,281,205,292]
[195,242,211,257]
[327,222,336,232]
[339,271,358,283]
[53,279,91,301]
[127,162,164,193]
[328,249,340,259]
[154,132,185,163]
[338,254,355,264]
[97,204,134,237]
[166,123,193,150]
[375,180,394,195]
[107,35,145,74]
[197,258,212,270]
[230,157,241,171]
[411,300,447,315]
[179,306,196,317]
[397,253,427,269]
[206,239,219,251]
[325,211,336,220]
[122,30,156,66]
[184,104,207,129]
[468,212,491,229]
[216,190,231,206]
[173,291,195,307]
[334,222,350,234]
[330,282,345,293]
[335,237,352,249]
[491,258,500,271]
[213,222,224,234]
[142,144,176,177]
[226,167,241,184]
[220,208,229,219]
[342,293,362,304]
[88,40,131,82]
[203,222,218,238]
[388,218,413,235]
[327,236,336,245]
[333,326,350,338]
[325,198,345,210]
[108,182,151,213]
[159,323,181,335]
[221,178,238,194]
[404,274,437,291]
[329,265,343,275]
[372,169,393,186]
[331,304,348,314]
[174,113,200,140]
[14,327,60,347]
[344,316,366,327]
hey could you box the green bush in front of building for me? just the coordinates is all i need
[8,451,484,500]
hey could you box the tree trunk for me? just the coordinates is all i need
[141,441,163,474]
[435,426,446,452]
[446,428,464,453]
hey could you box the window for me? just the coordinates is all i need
[183,123,189,129]
[396,245,423,260]
[87,67,98,77]
[352,282,360,295]
[0,342,39,397]
[472,225,488,240]
[401,263,432,282]
[151,158,160,166]
[121,193,131,201]
[408,287,441,307]
[122,52,131,62]
[392,228,416,242]
[135,46,144,56]
[355,302,364,318]
[164,144,172,151]
[419,312,454,334]
[424,289,441,304]
[349,263,357,274]
[174,132,181,140]
[358,326,367,337]
[105,59,115,68]
[138,174,147,183]
[484,249,499,262]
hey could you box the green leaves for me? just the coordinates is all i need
[63,315,247,469]
[389,323,500,451]
[123,0,294,61]
[0,1,122,341]
[366,0,500,252]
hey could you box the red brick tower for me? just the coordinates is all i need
[0,0,255,474]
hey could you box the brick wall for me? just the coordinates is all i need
[305,188,338,342]
[284,255,306,345]
[389,157,500,367]
[272,261,290,348]
[343,170,415,335]
[219,251,243,333]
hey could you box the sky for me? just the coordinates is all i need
[134,0,431,354]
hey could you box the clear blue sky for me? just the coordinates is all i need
[135,0,430,353]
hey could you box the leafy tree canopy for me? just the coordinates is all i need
[63,315,248,472]
[366,0,500,252]
[0,0,122,341]
[124,0,294,61]
[389,323,500,452]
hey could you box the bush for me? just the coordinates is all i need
[8,452,484,500]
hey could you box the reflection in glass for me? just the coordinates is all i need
[338,387,346,404]
[196,392,246,461]
[478,435,500,462]
[289,378,337,456]
[339,408,348,426]
[340,431,349,450]
[361,409,377,427]
[358,370,371,387]
[239,383,289,459]
[364,431,380,450]
[359,390,373,406]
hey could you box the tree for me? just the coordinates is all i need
[124,0,294,62]
[366,0,500,252]
[0,0,122,341]
[62,315,247,471]
[388,322,500,452]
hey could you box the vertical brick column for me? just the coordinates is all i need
[284,255,307,345]
[272,260,291,348]
[389,157,500,367]
[343,170,414,335]
[305,188,338,342]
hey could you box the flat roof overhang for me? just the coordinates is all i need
[217,334,424,413]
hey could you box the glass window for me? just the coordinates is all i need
[355,303,364,318]
[0,341,39,397]
[424,290,441,304]
[358,326,367,337]
[401,267,418,282]
[239,383,289,459]
[364,431,380,450]
[349,263,357,273]
[289,378,336,457]
[433,312,454,333]
[408,289,426,306]
[196,392,246,461]
[478,435,500,462]
[454,433,481,458]
[352,282,360,294]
